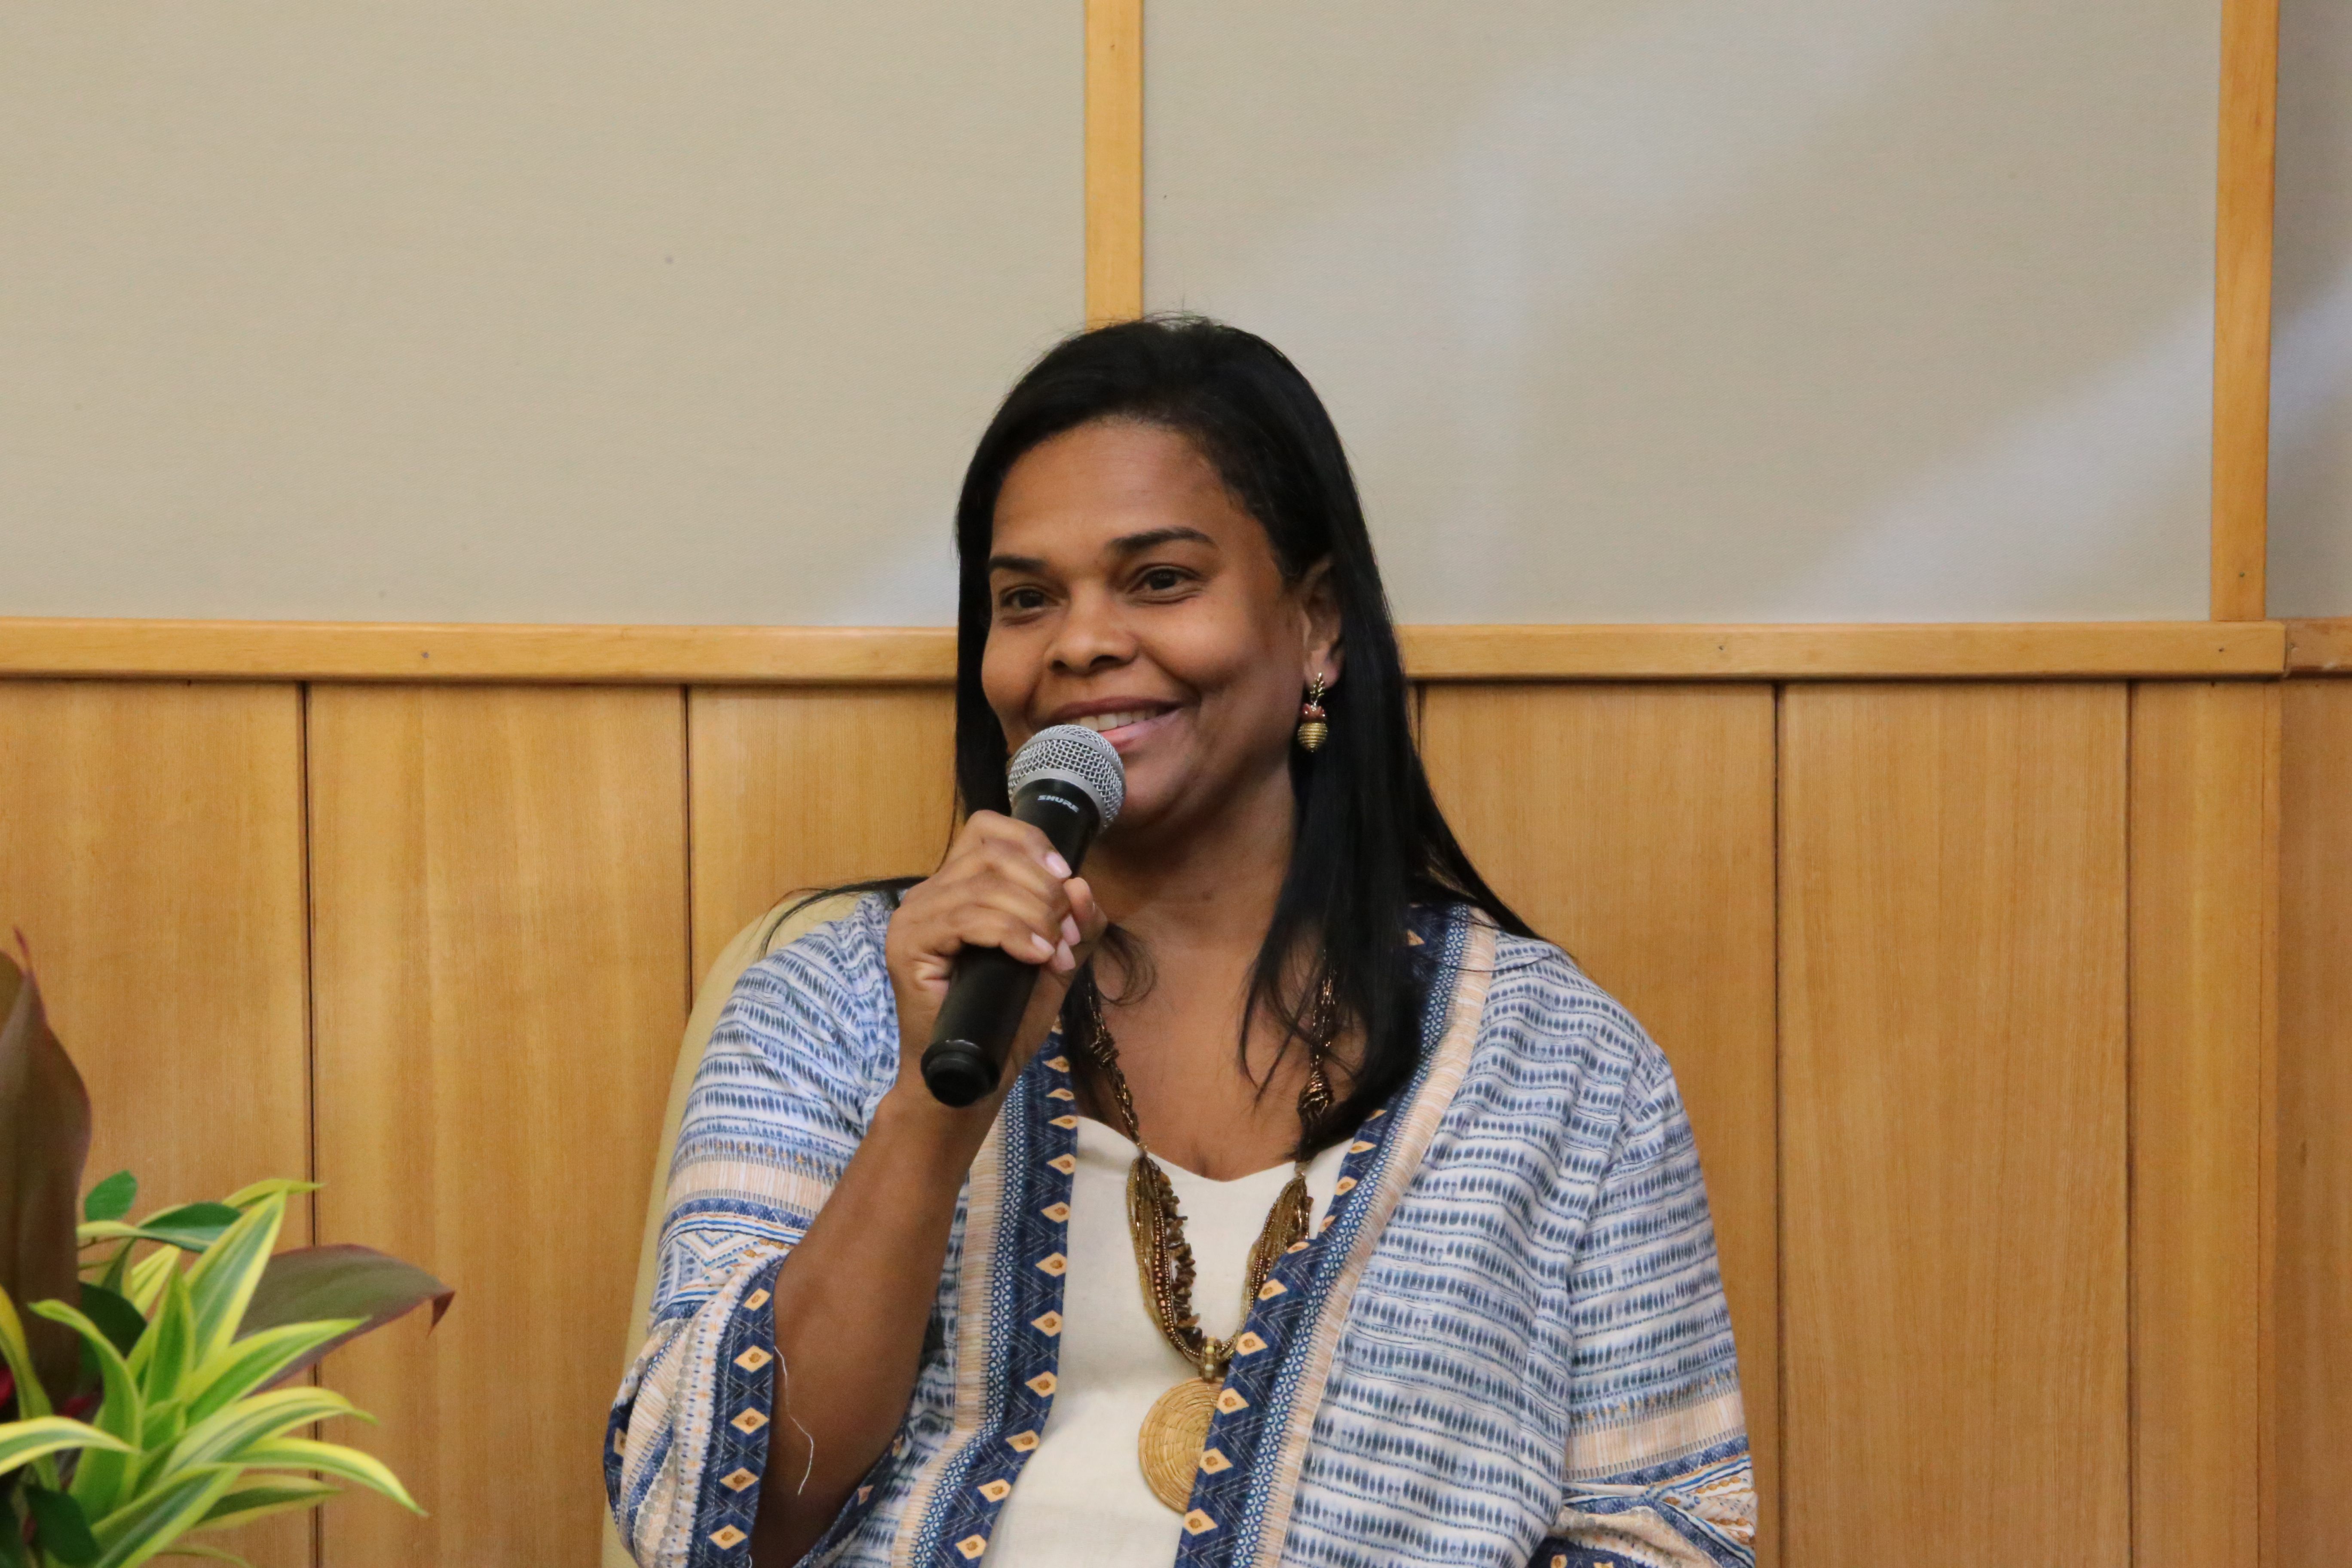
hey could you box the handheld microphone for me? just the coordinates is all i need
[920,724,1126,1107]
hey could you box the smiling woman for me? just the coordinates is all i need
[605,318,1758,1568]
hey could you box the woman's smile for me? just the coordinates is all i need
[1049,698,1184,753]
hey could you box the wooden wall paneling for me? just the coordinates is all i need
[0,680,314,1568]
[686,686,957,986]
[1779,684,2131,1568]
[2129,682,2276,1568]
[308,686,689,1568]
[1084,0,1144,322]
[1419,684,1780,1565]
[2277,679,2352,1568]
[2214,0,2281,620]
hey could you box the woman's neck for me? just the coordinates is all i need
[1066,761,1323,1179]
[1082,760,1294,960]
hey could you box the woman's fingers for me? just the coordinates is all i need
[963,810,1067,872]
[1067,877,1106,944]
[885,812,1112,1100]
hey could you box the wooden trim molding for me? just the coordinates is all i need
[2286,620,2352,674]
[1084,0,1144,324]
[1400,623,2284,681]
[2212,0,2280,621]
[0,618,2288,684]
[0,620,960,685]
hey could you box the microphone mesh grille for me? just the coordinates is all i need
[1007,724,1126,827]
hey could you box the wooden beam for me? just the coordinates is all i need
[0,683,317,1565]
[0,618,2292,683]
[1084,0,1144,323]
[310,686,689,1568]
[2285,619,2352,673]
[2129,681,2276,1568]
[2213,0,2280,620]
[0,619,960,684]
[2278,683,2352,1568]
[1781,684,2132,1566]
[1398,623,2285,680]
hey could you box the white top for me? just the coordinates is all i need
[986,1118,1351,1565]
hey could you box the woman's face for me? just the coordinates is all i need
[982,418,1341,839]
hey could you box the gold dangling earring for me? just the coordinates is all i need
[1295,674,1329,753]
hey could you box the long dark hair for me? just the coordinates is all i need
[955,315,1530,1145]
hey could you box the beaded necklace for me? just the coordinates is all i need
[1076,979,1336,1511]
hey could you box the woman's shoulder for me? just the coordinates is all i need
[741,889,894,985]
[717,891,900,1061]
[1464,916,1673,1093]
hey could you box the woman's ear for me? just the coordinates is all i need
[1298,558,1344,685]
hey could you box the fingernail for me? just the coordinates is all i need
[1030,932,1055,959]
[1052,943,1075,973]
[1044,852,1072,879]
[1061,915,1081,946]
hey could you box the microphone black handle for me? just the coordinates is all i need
[919,775,1103,1107]
[919,948,1040,1108]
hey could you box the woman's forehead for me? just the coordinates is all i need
[991,421,1267,568]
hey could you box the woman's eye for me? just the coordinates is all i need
[1136,567,1190,594]
[996,587,1047,614]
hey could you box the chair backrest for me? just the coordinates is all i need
[602,889,869,1568]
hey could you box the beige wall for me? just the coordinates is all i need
[2272,0,2352,616]
[0,3,1080,625]
[1145,0,2222,624]
[0,4,2257,625]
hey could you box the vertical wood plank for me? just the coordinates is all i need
[1085,0,1144,322]
[687,686,957,984]
[0,682,310,1213]
[2277,679,2352,1568]
[309,686,687,1568]
[1421,683,1779,1566]
[2130,681,2275,1568]
[1780,684,2130,1568]
[2214,0,2279,619]
[0,680,313,1568]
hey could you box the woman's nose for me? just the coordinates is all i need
[1048,585,1135,673]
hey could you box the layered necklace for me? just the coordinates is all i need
[1076,978,1338,1512]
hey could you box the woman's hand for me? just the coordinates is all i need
[884,810,1106,1114]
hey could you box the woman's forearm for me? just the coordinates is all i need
[750,1085,994,1562]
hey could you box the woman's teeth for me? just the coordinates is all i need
[1074,710,1155,733]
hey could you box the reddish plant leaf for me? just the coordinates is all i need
[0,946,92,1404]
[236,1244,453,1385]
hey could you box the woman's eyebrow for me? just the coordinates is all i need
[1107,526,1216,556]
[988,527,1215,576]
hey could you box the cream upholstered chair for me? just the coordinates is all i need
[602,890,869,1568]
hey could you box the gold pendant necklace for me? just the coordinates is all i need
[1138,1375,1223,1511]
[1078,980,1335,1512]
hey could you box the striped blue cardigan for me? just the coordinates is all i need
[608,896,1755,1568]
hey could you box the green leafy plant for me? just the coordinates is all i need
[0,948,451,1567]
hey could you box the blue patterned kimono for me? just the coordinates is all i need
[608,897,1755,1568]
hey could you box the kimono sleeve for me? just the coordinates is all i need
[605,906,899,1568]
[1537,1040,1758,1568]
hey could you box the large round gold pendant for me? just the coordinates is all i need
[1137,1378,1220,1511]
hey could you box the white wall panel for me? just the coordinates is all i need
[2272,0,2352,618]
[0,3,1078,625]
[1145,0,2219,623]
